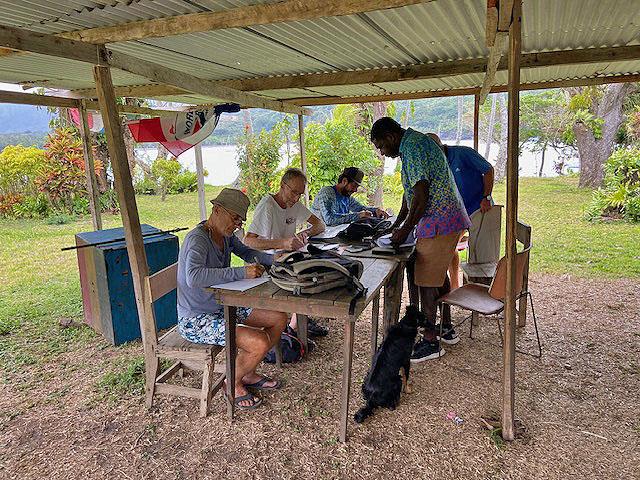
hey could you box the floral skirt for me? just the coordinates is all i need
[177,307,252,345]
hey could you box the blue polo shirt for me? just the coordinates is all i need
[445,146,492,215]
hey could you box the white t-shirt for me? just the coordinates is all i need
[248,195,312,240]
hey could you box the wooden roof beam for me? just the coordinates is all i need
[284,73,640,106]
[0,25,310,115]
[479,0,515,104]
[0,89,185,115]
[59,0,428,44]
[66,44,640,101]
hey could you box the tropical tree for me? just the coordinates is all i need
[564,84,637,187]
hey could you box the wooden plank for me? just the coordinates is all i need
[224,306,237,420]
[473,93,480,151]
[502,0,521,443]
[94,66,157,406]
[339,318,356,442]
[479,31,508,104]
[0,24,309,115]
[146,263,178,302]
[78,100,102,231]
[195,144,207,222]
[155,383,201,399]
[298,114,309,206]
[486,1,499,47]
[498,0,515,31]
[288,71,640,106]
[155,361,182,384]
[61,0,428,44]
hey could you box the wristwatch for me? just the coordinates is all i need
[484,194,492,201]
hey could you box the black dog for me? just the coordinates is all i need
[354,305,424,423]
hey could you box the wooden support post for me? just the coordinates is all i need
[93,66,156,402]
[502,0,521,442]
[195,144,207,222]
[473,93,480,152]
[298,114,309,206]
[78,99,102,230]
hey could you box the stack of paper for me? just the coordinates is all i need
[375,231,416,248]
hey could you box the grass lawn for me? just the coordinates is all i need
[0,176,637,372]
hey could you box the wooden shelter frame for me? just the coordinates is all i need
[0,0,638,442]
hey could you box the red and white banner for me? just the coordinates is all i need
[69,108,104,133]
[127,104,240,157]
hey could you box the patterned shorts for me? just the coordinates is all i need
[177,307,252,346]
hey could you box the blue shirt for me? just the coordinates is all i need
[310,185,376,226]
[399,128,471,238]
[445,145,492,215]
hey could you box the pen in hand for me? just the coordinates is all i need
[253,256,266,277]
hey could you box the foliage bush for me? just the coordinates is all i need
[11,193,51,218]
[36,127,102,216]
[586,147,640,222]
[291,116,381,200]
[0,144,47,196]
[137,157,202,199]
[237,122,284,206]
[383,172,404,198]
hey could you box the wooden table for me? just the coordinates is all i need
[211,254,408,442]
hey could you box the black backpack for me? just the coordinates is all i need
[264,328,307,363]
[338,217,391,242]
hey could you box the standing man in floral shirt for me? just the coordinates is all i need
[371,117,471,362]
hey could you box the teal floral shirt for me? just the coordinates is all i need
[399,128,471,238]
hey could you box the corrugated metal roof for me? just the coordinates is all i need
[0,0,637,107]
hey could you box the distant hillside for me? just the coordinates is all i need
[0,104,54,133]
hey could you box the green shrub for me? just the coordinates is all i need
[237,123,284,206]
[586,147,640,222]
[134,176,157,195]
[11,193,51,218]
[0,144,47,196]
[291,116,381,200]
[169,170,198,193]
[383,172,404,198]
[46,213,76,225]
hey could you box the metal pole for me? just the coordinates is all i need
[195,144,207,221]
[298,114,309,206]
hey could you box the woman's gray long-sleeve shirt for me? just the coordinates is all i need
[177,222,273,318]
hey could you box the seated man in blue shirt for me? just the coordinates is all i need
[428,134,494,289]
[311,166,388,226]
[177,188,288,410]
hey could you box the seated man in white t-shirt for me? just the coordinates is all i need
[245,168,328,336]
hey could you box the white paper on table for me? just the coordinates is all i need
[375,230,417,248]
[209,277,270,292]
[310,223,349,239]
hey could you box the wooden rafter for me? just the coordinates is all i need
[0,89,185,115]
[284,73,640,106]
[67,45,640,100]
[0,24,309,115]
[59,0,428,44]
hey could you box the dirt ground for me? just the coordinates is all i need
[1,273,639,480]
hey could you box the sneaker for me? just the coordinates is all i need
[307,318,329,337]
[436,325,460,345]
[410,338,445,363]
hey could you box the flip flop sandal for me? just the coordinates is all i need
[244,376,282,391]
[225,391,263,410]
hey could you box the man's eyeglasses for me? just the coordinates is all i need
[220,205,244,226]
[283,181,305,197]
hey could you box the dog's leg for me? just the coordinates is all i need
[402,361,412,394]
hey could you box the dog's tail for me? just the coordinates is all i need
[354,403,375,423]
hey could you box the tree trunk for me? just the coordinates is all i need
[455,96,463,145]
[495,93,508,181]
[573,83,634,188]
[369,102,387,207]
[538,142,547,177]
[485,94,498,159]
[155,144,171,161]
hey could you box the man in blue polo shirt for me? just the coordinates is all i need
[428,134,494,289]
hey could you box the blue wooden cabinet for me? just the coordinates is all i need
[75,224,179,345]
